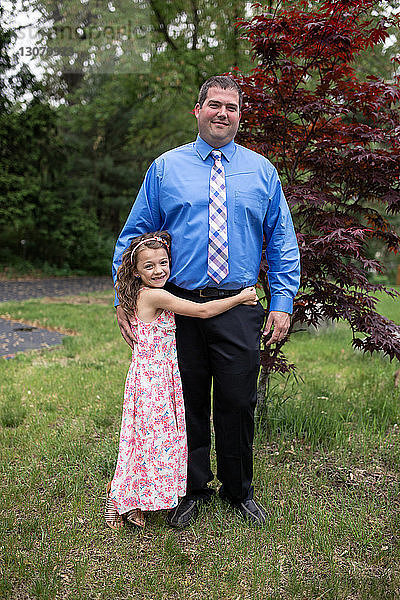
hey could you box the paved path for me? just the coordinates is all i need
[0,320,66,359]
[0,277,113,358]
[0,276,112,303]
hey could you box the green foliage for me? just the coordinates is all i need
[0,95,115,273]
[1,1,254,274]
[0,9,114,274]
[354,0,400,81]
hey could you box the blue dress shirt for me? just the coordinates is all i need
[112,135,300,313]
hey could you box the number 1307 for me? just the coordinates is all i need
[18,47,47,57]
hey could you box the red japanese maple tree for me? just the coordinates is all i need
[235,0,400,380]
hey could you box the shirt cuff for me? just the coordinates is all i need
[269,295,293,314]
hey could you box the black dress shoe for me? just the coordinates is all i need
[234,498,267,526]
[167,498,200,529]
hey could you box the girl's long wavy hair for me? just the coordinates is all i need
[116,231,171,316]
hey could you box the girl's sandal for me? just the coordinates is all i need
[105,482,124,530]
[126,508,146,528]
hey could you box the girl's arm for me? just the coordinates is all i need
[141,287,258,319]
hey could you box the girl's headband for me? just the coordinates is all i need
[130,237,169,264]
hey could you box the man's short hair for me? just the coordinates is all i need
[198,76,243,109]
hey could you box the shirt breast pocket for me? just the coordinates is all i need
[234,190,265,226]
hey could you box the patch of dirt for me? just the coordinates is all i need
[0,273,47,281]
[0,314,78,336]
[40,295,111,306]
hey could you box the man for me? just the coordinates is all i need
[113,75,300,528]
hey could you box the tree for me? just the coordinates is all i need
[0,8,56,267]
[11,0,253,239]
[0,6,114,274]
[2,1,256,273]
[235,0,400,385]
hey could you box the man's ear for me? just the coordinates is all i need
[194,103,200,118]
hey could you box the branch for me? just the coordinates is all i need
[190,0,199,51]
[148,0,178,51]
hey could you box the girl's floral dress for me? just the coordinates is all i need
[110,310,187,514]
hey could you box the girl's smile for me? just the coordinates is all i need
[134,247,170,288]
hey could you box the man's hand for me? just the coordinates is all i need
[116,305,136,348]
[262,310,290,346]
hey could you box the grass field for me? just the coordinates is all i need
[1,289,399,600]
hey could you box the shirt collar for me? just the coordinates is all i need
[195,135,236,162]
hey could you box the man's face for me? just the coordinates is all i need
[194,86,241,148]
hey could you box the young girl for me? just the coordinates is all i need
[105,231,258,529]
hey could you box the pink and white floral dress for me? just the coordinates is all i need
[110,310,187,513]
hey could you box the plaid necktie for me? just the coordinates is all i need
[207,150,229,284]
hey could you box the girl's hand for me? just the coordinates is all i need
[239,286,258,305]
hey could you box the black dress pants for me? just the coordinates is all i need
[172,288,265,504]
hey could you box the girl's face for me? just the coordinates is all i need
[134,246,170,288]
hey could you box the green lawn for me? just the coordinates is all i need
[1,289,399,600]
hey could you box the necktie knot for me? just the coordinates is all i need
[211,150,222,163]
